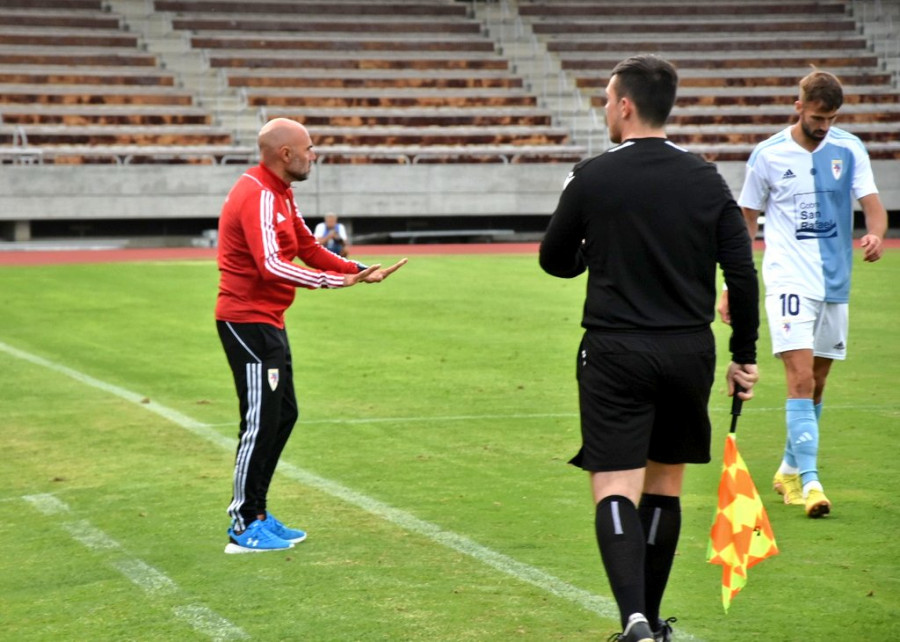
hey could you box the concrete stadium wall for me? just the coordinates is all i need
[0,161,897,240]
[0,163,568,229]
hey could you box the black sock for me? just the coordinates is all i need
[595,495,646,629]
[638,493,681,626]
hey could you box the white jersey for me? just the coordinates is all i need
[738,126,878,302]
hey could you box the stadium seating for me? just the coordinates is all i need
[1,0,897,244]
[2,0,896,166]
[159,0,584,163]
[0,0,237,164]
[517,0,900,160]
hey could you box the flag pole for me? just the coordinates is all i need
[708,382,779,611]
[730,384,744,433]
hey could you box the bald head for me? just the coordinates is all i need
[258,118,316,183]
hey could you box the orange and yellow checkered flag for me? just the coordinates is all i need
[707,398,778,611]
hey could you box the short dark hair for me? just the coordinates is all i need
[799,70,843,111]
[610,55,678,127]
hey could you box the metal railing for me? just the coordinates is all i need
[313,145,586,166]
[0,142,591,167]
[0,142,258,166]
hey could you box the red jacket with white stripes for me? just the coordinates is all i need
[215,164,361,328]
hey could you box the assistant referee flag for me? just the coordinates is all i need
[707,431,779,611]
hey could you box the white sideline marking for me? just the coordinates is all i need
[173,605,250,642]
[297,402,898,425]
[3,340,702,640]
[213,403,894,430]
[23,493,70,515]
[62,519,121,551]
[299,412,578,425]
[201,412,579,429]
[113,559,179,596]
[276,460,620,617]
[21,493,247,640]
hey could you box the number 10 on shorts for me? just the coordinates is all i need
[780,293,800,316]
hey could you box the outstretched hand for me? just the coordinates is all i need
[343,258,408,286]
[726,362,758,400]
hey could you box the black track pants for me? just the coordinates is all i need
[217,320,299,530]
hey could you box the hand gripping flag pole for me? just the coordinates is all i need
[707,386,779,612]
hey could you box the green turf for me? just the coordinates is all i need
[1,250,897,641]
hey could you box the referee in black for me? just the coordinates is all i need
[539,55,760,642]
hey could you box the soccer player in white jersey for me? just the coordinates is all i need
[718,70,887,517]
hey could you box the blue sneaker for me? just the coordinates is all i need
[224,518,293,554]
[262,511,307,544]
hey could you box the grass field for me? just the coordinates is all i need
[1,249,897,641]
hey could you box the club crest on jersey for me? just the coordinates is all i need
[782,321,791,334]
[267,368,279,391]
[831,159,842,180]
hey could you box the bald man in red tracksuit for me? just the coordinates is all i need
[216,118,405,554]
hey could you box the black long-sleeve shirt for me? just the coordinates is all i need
[539,137,759,364]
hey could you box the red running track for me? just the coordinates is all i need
[0,240,895,266]
[0,243,540,266]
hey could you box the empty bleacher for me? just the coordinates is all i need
[160,0,584,163]
[516,0,900,161]
[9,0,892,167]
[0,0,897,243]
[0,0,242,164]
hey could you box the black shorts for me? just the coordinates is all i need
[570,329,715,472]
